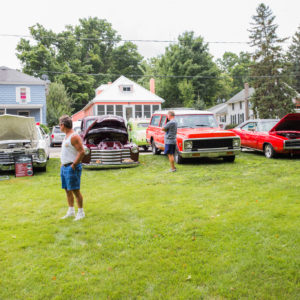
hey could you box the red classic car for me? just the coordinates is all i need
[80,115,139,168]
[146,109,241,163]
[230,113,300,158]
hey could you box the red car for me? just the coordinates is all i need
[230,113,300,158]
[146,109,241,163]
[80,115,139,168]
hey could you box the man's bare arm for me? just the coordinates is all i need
[71,135,85,169]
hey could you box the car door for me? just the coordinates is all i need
[239,122,257,148]
[157,115,167,150]
[149,115,162,148]
[246,122,259,149]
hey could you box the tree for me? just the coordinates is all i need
[46,83,73,127]
[16,17,144,112]
[249,3,295,118]
[154,31,220,108]
[216,51,251,98]
[286,26,300,93]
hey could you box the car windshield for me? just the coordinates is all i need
[86,119,97,129]
[53,127,62,133]
[137,123,149,128]
[257,121,278,132]
[174,114,218,128]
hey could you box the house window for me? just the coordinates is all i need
[152,105,159,114]
[107,105,114,115]
[18,111,30,117]
[97,105,105,115]
[232,103,235,110]
[240,102,243,109]
[116,105,123,117]
[135,105,142,118]
[144,105,151,118]
[120,85,133,92]
[16,86,31,103]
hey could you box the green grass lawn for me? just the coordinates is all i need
[0,153,300,299]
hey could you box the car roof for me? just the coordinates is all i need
[153,109,213,115]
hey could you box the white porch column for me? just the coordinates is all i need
[40,108,43,123]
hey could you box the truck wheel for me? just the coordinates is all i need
[264,144,276,158]
[174,148,184,164]
[223,155,235,162]
[143,146,149,152]
[152,140,161,155]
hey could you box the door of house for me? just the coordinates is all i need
[125,107,133,121]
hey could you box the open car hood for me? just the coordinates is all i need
[270,113,300,132]
[83,115,127,139]
[0,114,37,141]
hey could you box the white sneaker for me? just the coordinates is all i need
[74,211,85,221]
[61,211,75,219]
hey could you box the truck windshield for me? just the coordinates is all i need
[175,114,218,128]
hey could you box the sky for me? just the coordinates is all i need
[1,0,299,70]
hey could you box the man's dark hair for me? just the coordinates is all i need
[168,111,175,117]
[59,115,72,129]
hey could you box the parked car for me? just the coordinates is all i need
[146,109,241,163]
[127,118,150,151]
[80,115,140,168]
[230,113,300,158]
[0,114,50,171]
[50,125,65,146]
[73,120,82,134]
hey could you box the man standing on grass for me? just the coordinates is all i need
[59,115,86,221]
[162,110,177,172]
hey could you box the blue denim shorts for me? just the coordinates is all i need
[61,163,82,191]
[164,144,176,155]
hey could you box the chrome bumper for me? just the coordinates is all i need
[82,161,139,169]
[180,148,240,158]
[0,161,47,171]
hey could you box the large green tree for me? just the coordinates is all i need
[286,26,300,93]
[46,82,73,127]
[249,3,295,118]
[153,32,220,108]
[216,51,251,98]
[16,18,143,112]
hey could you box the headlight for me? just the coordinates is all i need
[233,139,240,147]
[37,148,46,160]
[184,140,193,150]
[131,146,139,153]
[84,146,90,155]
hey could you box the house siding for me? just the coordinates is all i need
[0,84,46,123]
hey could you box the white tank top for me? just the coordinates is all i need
[61,133,78,165]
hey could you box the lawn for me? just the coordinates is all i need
[0,152,300,299]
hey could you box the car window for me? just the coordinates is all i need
[86,119,96,129]
[174,114,218,128]
[241,122,257,131]
[150,115,161,126]
[159,116,167,127]
[256,121,278,132]
[137,123,149,128]
[53,126,62,133]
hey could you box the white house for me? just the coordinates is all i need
[72,76,165,122]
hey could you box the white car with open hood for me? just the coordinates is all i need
[0,114,50,171]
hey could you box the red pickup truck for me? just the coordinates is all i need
[146,109,241,163]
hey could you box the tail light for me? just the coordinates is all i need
[51,134,54,138]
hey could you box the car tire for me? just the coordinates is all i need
[174,148,184,164]
[223,155,235,162]
[152,140,161,155]
[143,146,149,152]
[36,165,47,172]
[264,144,276,158]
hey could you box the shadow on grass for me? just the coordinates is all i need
[241,149,300,160]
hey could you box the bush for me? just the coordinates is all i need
[225,124,237,129]
[40,123,50,134]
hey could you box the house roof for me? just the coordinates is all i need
[0,66,46,85]
[227,87,255,104]
[207,102,227,114]
[92,75,165,103]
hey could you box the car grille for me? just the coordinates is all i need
[284,139,300,149]
[90,149,131,164]
[191,138,234,151]
[0,151,25,164]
